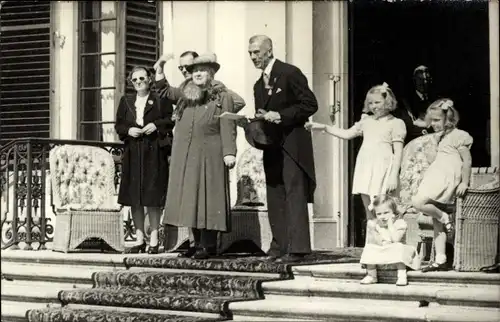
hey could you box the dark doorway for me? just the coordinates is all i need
[347,0,491,247]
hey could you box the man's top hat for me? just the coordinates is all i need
[244,118,283,150]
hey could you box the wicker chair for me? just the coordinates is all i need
[453,167,499,271]
[50,145,124,253]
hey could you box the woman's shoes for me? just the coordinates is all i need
[421,262,450,273]
[192,248,210,260]
[148,244,159,254]
[178,247,197,258]
[125,242,147,254]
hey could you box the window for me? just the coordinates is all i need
[0,0,53,145]
[77,1,161,142]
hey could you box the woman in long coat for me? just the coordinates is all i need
[115,66,174,254]
[155,53,237,259]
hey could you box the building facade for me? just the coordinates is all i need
[1,0,498,250]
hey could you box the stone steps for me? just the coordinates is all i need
[262,277,500,308]
[231,263,500,321]
[293,263,500,286]
[1,280,90,303]
[3,251,500,322]
[1,301,59,322]
[230,295,500,322]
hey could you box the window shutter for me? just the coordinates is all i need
[124,1,160,95]
[0,0,52,145]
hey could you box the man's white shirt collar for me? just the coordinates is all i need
[263,58,276,77]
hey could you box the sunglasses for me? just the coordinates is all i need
[178,65,190,71]
[131,76,147,83]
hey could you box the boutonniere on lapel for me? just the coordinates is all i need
[147,100,154,105]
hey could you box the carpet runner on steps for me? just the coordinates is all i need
[26,251,362,322]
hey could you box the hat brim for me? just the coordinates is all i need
[186,62,220,74]
[244,119,282,150]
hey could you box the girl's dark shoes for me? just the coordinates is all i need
[148,244,159,254]
[125,242,147,254]
[421,262,450,272]
[480,263,500,274]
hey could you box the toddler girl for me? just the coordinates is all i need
[412,99,473,272]
[359,195,420,286]
[306,83,407,220]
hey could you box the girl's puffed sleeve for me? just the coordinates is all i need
[353,113,369,135]
[391,118,407,143]
[454,130,474,150]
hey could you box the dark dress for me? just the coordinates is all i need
[114,92,174,207]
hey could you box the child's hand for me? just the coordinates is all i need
[456,182,468,197]
[385,175,398,193]
[304,121,326,131]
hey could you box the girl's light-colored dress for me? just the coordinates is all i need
[360,219,420,270]
[352,114,407,196]
[414,128,473,204]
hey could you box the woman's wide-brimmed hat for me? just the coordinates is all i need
[244,118,283,150]
[185,53,220,74]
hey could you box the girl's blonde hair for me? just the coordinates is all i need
[372,195,402,219]
[362,82,398,113]
[425,98,460,130]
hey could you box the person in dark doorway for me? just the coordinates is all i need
[394,65,436,145]
[154,53,237,260]
[242,35,318,263]
[114,66,174,254]
[154,51,245,258]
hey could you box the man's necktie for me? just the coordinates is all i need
[263,72,270,88]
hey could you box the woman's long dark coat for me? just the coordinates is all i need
[156,79,237,232]
[115,92,174,207]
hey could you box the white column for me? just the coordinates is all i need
[161,1,176,83]
[210,1,248,206]
[53,1,78,140]
[169,1,210,87]
[310,1,349,249]
[489,0,499,167]
[285,1,313,87]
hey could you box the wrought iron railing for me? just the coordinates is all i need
[0,137,140,250]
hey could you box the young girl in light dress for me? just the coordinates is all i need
[306,83,407,220]
[412,99,473,272]
[359,195,420,286]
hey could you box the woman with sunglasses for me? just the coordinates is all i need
[115,66,175,254]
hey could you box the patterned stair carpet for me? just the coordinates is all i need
[26,249,362,322]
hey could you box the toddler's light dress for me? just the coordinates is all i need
[360,219,420,270]
[352,114,407,197]
[414,128,473,204]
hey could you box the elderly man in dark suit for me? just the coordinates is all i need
[244,35,318,262]
[394,65,436,145]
